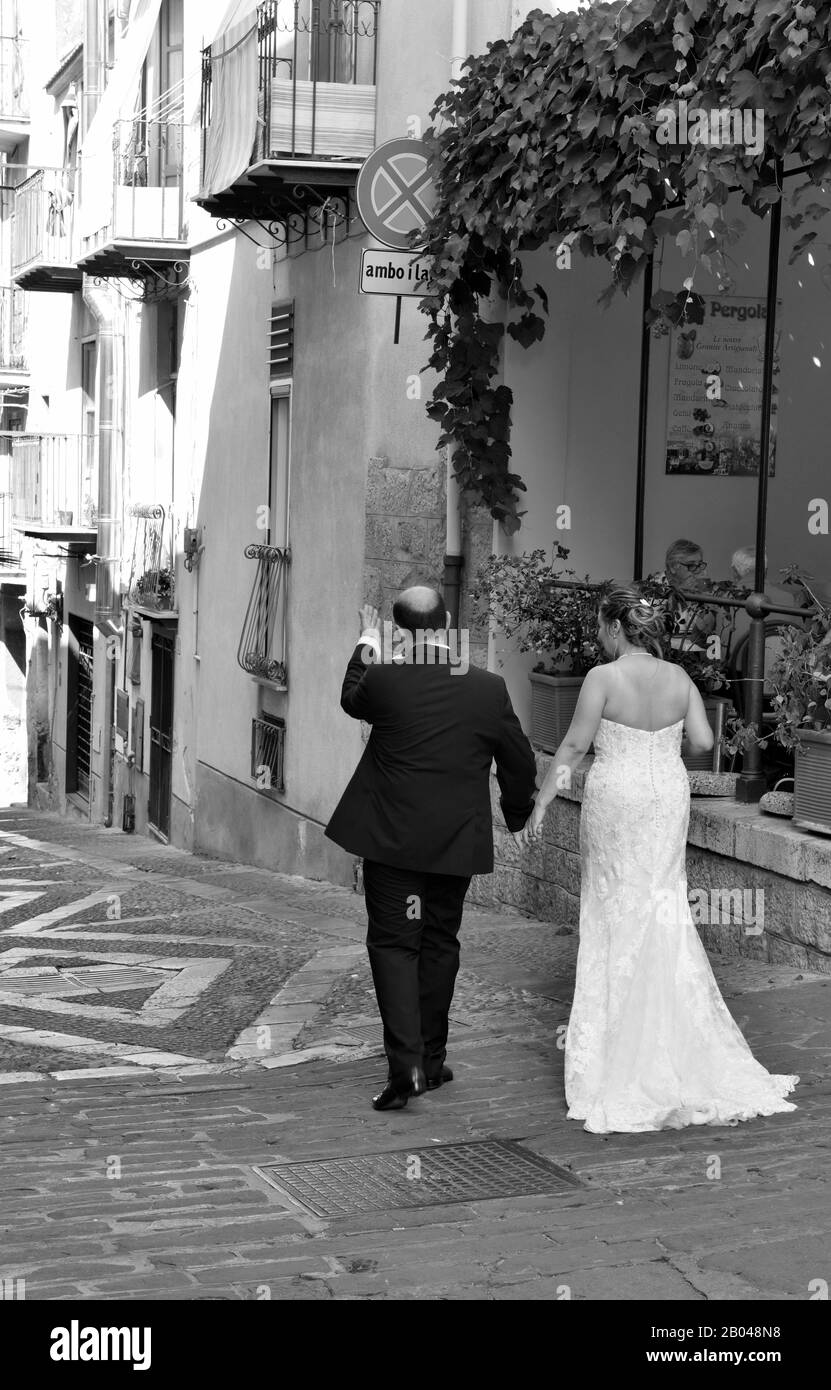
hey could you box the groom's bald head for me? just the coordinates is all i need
[393,585,448,635]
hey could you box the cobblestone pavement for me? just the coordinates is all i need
[0,805,829,1302]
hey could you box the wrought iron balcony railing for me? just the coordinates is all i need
[5,432,98,531]
[78,119,186,270]
[201,0,379,182]
[0,33,26,122]
[237,543,290,685]
[0,284,28,371]
[12,170,79,286]
[127,504,175,613]
[111,119,185,245]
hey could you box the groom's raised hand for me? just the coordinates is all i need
[359,604,380,637]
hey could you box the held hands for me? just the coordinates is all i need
[514,797,549,849]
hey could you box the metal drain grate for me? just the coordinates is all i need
[254,1140,582,1218]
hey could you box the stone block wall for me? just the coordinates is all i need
[468,752,831,976]
[363,454,446,616]
[363,453,494,672]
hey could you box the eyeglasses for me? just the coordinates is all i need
[679,559,707,572]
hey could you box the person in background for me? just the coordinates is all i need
[658,539,720,654]
[727,546,803,652]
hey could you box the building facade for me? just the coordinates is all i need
[1,0,528,881]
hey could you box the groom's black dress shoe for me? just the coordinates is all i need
[372,1066,426,1111]
[425,1065,453,1091]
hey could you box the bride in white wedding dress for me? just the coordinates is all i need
[522,584,799,1134]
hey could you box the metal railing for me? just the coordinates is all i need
[127,504,175,612]
[237,543,290,684]
[251,714,286,793]
[12,170,76,279]
[6,432,98,529]
[201,0,379,173]
[0,284,27,370]
[0,34,26,120]
[111,119,185,244]
[0,490,21,565]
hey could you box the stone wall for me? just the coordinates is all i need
[363,453,494,672]
[363,454,446,615]
[469,753,831,976]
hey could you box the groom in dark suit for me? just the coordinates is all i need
[325,586,537,1110]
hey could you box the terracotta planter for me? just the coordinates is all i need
[528,672,583,753]
[793,729,831,835]
[682,695,733,772]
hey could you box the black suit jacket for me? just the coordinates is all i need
[325,643,537,876]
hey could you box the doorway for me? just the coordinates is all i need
[148,625,174,837]
[66,615,93,801]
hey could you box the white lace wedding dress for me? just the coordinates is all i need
[564,717,799,1133]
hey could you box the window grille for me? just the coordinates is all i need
[237,543,290,685]
[251,714,285,794]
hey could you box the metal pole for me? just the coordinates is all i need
[633,252,653,581]
[736,160,782,803]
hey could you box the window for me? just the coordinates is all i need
[156,297,179,416]
[81,338,96,438]
[81,338,97,515]
[268,387,290,549]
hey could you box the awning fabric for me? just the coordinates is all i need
[199,2,259,200]
[78,0,165,241]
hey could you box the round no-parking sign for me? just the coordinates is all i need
[355,137,437,251]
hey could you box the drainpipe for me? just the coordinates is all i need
[83,0,103,139]
[83,276,119,826]
[443,0,469,626]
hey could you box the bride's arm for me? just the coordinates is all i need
[684,676,715,754]
[520,667,607,842]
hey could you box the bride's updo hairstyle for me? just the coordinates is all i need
[599,584,665,657]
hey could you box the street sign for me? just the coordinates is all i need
[359,248,430,297]
[355,137,436,250]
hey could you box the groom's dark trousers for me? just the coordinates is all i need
[363,860,471,1082]
[325,638,537,1089]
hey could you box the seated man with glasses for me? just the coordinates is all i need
[657,538,722,654]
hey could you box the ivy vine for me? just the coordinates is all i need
[418,0,831,533]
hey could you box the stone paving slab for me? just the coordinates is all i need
[0,807,828,1304]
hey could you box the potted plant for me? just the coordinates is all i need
[471,546,606,752]
[724,593,831,832]
[133,566,174,611]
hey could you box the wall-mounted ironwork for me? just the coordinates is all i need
[127,503,176,614]
[237,542,290,685]
[251,713,286,795]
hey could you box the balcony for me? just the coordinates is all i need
[197,0,379,224]
[7,432,98,541]
[0,33,28,154]
[77,120,189,279]
[0,284,28,387]
[11,170,82,293]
